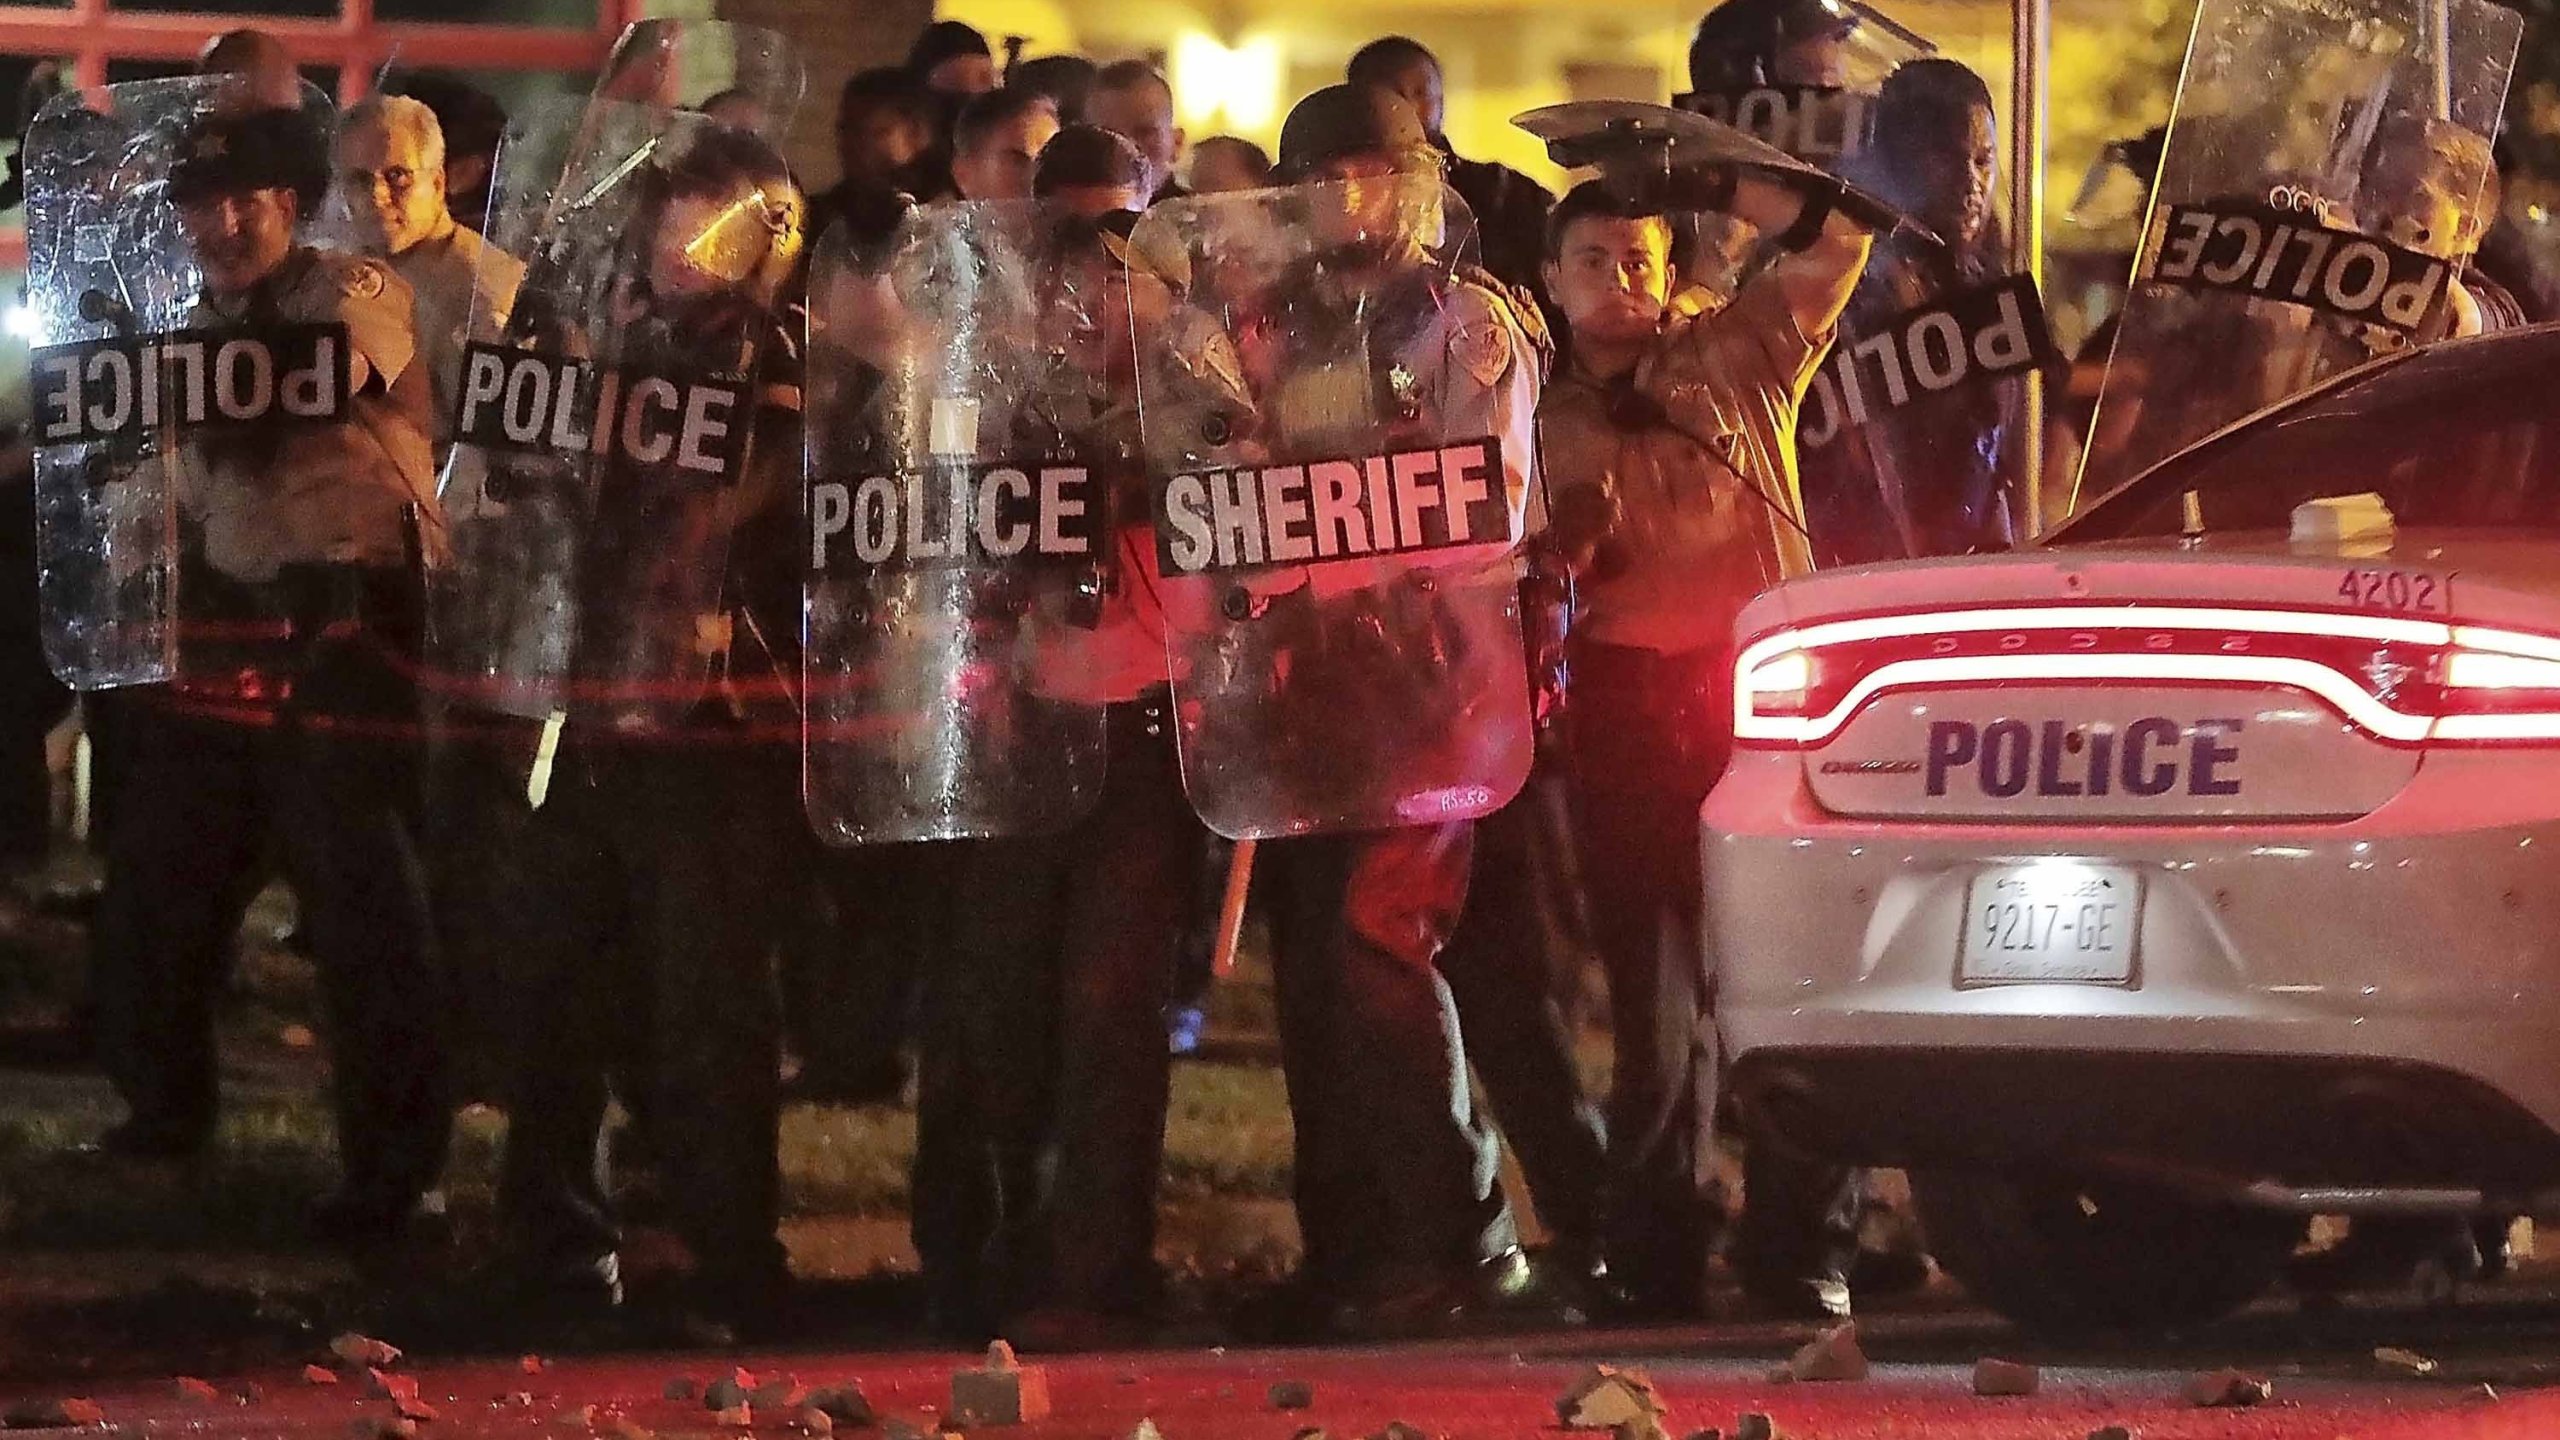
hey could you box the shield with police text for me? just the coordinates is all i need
[1129,176,1536,840]
[801,200,1122,844]
[26,74,342,690]
[1808,43,2062,565]
[2073,0,2520,510]
[425,95,806,729]
[1674,0,1935,167]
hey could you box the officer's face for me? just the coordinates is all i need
[1303,154,1439,257]
[179,185,300,295]
[337,119,448,256]
[838,104,928,186]
[953,107,1060,202]
[1378,58,1446,140]
[1913,105,1998,248]
[1547,214,1673,347]
[1089,78,1182,197]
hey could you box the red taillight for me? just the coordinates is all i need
[1733,605,2560,750]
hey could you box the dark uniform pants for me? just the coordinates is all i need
[92,642,446,1210]
[485,736,794,1302]
[1266,821,1518,1301]
[1436,758,1607,1254]
[903,695,1205,1327]
[1568,639,1861,1312]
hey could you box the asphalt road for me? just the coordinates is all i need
[14,1289,2560,1440]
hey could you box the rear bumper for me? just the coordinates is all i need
[1702,748,2560,1191]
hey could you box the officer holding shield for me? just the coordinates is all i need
[1529,139,1878,1317]
[1801,58,2027,564]
[83,99,451,1251]
[456,120,809,1341]
[1167,84,1545,1333]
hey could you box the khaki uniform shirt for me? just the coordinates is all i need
[182,247,442,583]
[391,222,526,449]
[1541,278,1827,655]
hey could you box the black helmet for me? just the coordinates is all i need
[1275,83,1434,181]
[167,104,328,211]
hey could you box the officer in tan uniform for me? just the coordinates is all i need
[89,102,451,1256]
[1166,84,1547,1337]
[1537,168,1875,1319]
[335,94,525,452]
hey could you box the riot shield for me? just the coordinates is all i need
[1130,177,1536,840]
[2074,0,2520,509]
[425,99,806,730]
[1807,49,2062,564]
[26,74,338,689]
[1674,0,1935,166]
[802,200,1124,844]
[594,18,805,138]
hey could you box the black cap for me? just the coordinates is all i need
[167,105,328,210]
[1276,83,1431,180]
[908,20,992,75]
[1035,123,1145,196]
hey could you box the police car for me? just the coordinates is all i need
[1708,322,2560,1333]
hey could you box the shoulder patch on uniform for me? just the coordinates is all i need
[1454,314,1514,390]
[1453,263,1552,379]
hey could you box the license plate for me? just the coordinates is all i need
[1959,861,2142,985]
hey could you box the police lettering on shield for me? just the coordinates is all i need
[32,322,350,448]
[451,340,750,482]
[807,461,1099,573]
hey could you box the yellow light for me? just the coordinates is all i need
[1171,31,1280,136]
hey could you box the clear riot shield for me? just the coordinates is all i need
[26,74,337,689]
[2074,0,2520,509]
[1674,0,1935,166]
[595,18,806,138]
[425,99,806,729]
[802,200,1122,844]
[1130,177,1535,840]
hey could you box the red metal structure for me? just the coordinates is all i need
[0,0,648,95]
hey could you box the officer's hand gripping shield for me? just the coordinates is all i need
[27,74,337,690]
[1129,176,1536,840]
[2073,0,2521,513]
[425,91,806,731]
[801,200,1124,844]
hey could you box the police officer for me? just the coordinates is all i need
[87,101,450,1254]
[901,127,1215,1351]
[1536,160,1875,1319]
[1347,38,1554,304]
[1803,58,2018,564]
[1227,84,1542,1335]
[467,124,808,1342]
[334,95,524,455]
